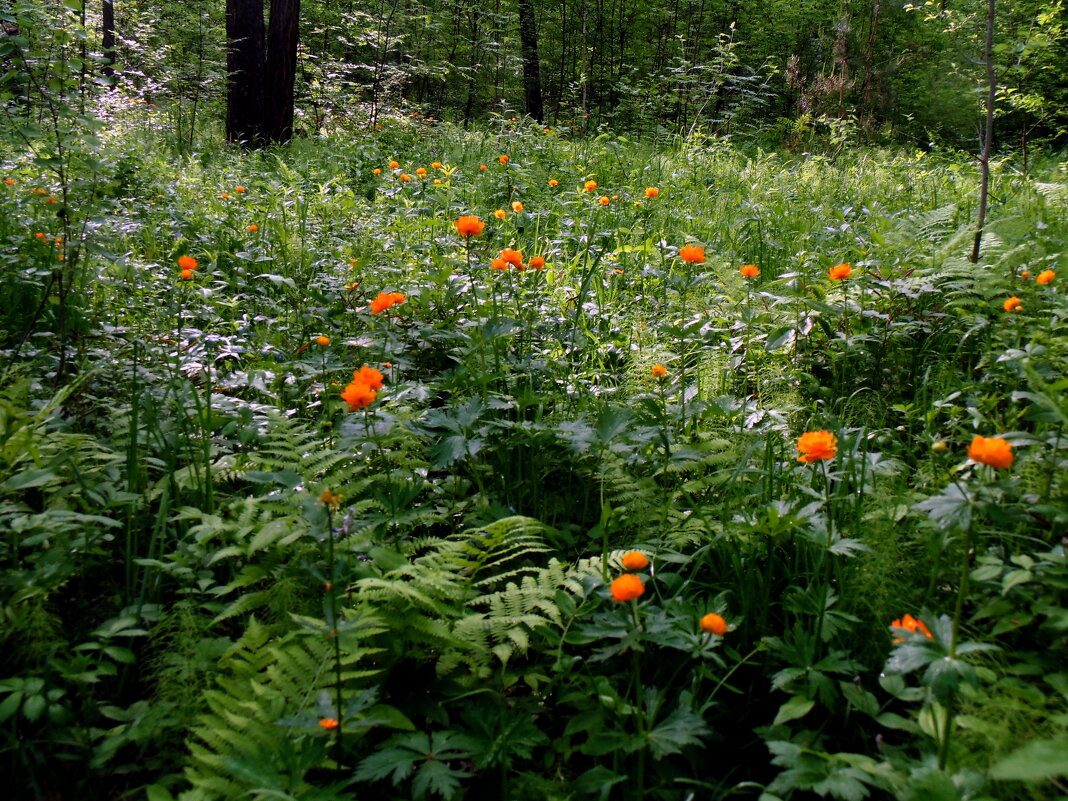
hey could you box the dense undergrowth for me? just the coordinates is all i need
[1,105,1067,801]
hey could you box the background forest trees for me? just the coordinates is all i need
[26,0,1064,150]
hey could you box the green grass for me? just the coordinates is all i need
[1,111,1067,801]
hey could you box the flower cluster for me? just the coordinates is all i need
[341,365,385,411]
[369,291,406,315]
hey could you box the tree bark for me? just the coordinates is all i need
[265,0,301,142]
[225,0,267,145]
[517,0,543,121]
[102,0,116,82]
[970,0,996,264]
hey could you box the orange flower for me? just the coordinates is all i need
[221,193,230,199]
[315,336,331,346]
[740,264,759,278]
[234,186,246,193]
[178,255,198,271]
[890,614,932,643]
[490,258,510,270]
[454,215,485,237]
[797,430,837,463]
[598,196,610,206]
[512,201,524,212]
[829,262,852,280]
[35,232,45,240]
[645,187,659,198]
[499,248,523,266]
[968,435,1013,469]
[610,574,644,602]
[494,209,507,219]
[415,167,427,178]
[319,490,341,509]
[319,718,340,730]
[341,379,376,410]
[372,168,382,175]
[583,180,597,192]
[247,224,258,232]
[354,365,385,391]
[700,613,728,636]
[179,269,193,280]
[651,364,667,380]
[433,179,442,185]
[678,245,705,264]
[399,173,411,182]
[1036,269,1055,284]
[480,164,488,171]
[3,179,13,185]
[528,256,546,270]
[45,196,56,204]
[621,551,649,571]
[1003,296,1022,312]
[548,179,559,186]
[369,291,405,314]
[499,154,509,164]
[432,161,443,169]
[388,161,399,169]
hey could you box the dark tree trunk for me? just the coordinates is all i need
[226,0,267,145]
[517,0,543,121]
[102,0,116,81]
[265,0,301,142]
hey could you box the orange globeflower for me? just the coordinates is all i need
[968,435,1013,469]
[319,718,340,730]
[494,209,507,219]
[1036,269,1055,284]
[490,258,510,271]
[678,245,705,264]
[433,179,442,185]
[432,161,443,169]
[528,256,546,270]
[499,248,523,266]
[369,291,405,314]
[700,613,728,636]
[512,201,524,212]
[372,168,382,175]
[354,365,385,391]
[341,379,376,410]
[454,215,485,237]
[797,430,838,463]
[890,614,932,643]
[178,255,198,271]
[179,269,193,280]
[829,262,852,280]
[651,364,667,380]
[1021,270,1031,279]
[315,336,331,346]
[610,574,645,602]
[415,167,427,178]
[35,232,45,240]
[234,186,246,193]
[247,224,259,232]
[583,180,597,192]
[499,155,509,164]
[388,161,399,169]
[1003,296,1022,312]
[598,196,610,205]
[621,551,650,571]
[645,187,659,198]
[3,179,13,185]
[399,173,411,182]
[479,164,488,171]
[740,264,759,278]
[548,179,559,186]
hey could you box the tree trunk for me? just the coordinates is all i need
[265,0,301,142]
[225,0,267,145]
[970,0,996,264]
[516,0,543,121]
[102,0,116,82]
